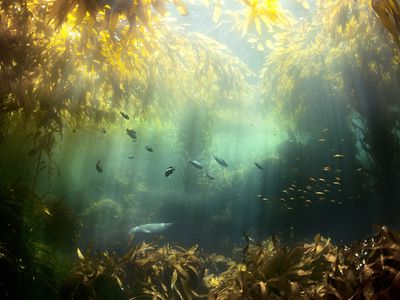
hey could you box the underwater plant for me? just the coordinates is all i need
[261,0,400,224]
[0,0,251,191]
[128,243,205,299]
[62,241,206,299]
[204,227,400,300]
[0,183,77,299]
[61,246,127,300]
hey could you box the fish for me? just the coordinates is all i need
[96,160,103,173]
[120,111,129,120]
[214,155,228,167]
[188,160,203,169]
[101,128,106,133]
[145,145,153,152]
[242,231,255,243]
[126,128,137,140]
[128,154,134,159]
[129,222,173,234]
[205,172,215,180]
[254,162,263,169]
[333,154,345,159]
[43,208,52,216]
[165,166,175,177]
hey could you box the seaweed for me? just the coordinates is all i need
[0,183,77,299]
[205,227,400,300]
[2,189,397,300]
[62,242,205,300]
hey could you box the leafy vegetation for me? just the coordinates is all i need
[0,183,77,299]
[2,0,400,299]
[261,0,400,223]
[0,0,251,189]
[32,214,400,299]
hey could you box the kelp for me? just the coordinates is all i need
[62,246,127,299]
[49,0,188,35]
[1,187,398,300]
[261,0,400,222]
[127,243,205,299]
[63,242,205,299]
[371,0,400,48]
[206,227,400,300]
[0,183,77,298]
[351,226,400,299]
[0,0,252,179]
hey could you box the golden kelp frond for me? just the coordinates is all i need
[65,247,127,298]
[49,0,188,37]
[345,226,400,299]
[137,25,252,120]
[371,0,400,47]
[136,244,205,299]
[0,0,251,162]
[261,0,400,132]
[208,235,343,299]
[240,0,289,35]
[51,226,400,299]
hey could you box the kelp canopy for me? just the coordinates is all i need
[0,0,254,160]
[2,0,400,299]
[261,0,400,223]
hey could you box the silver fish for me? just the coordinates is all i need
[188,160,203,169]
[129,223,173,234]
[214,155,228,167]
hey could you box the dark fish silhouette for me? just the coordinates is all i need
[214,155,228,167]
[128,155,134,159]
[188,160,203,169]
[126,128,137,140]
[205,173,215,180]
[101,128,106,133]
[254,162,263,169]
[120,111,129,120]
[145,145,153,152]
[165,166,175,177]
[96,160,103,173]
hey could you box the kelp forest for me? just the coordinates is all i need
[2,0,400,299]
